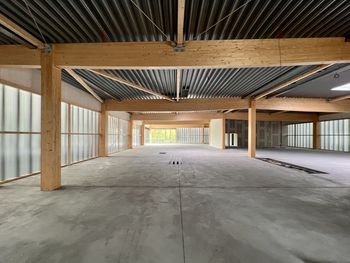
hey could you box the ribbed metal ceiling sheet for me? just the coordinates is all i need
[185,0,350,40]
[1,0,349,45]
[0,0,176,43]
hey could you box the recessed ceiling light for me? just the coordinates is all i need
[331,83,350,91]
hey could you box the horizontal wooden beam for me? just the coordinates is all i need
[0,45,40,68]
[88,69,175,102]
[106,98,248,112]
[255,64,332,100]
[0,14,45,49]
[107,97,350,113]
[1,37,349,68]
[256,97,350,113]
[132,112,318,122]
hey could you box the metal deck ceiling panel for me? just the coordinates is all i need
[181,67,311,98]
[0,0,176,43]
[185,0,350,40]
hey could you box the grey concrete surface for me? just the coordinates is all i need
[1,145,350,263]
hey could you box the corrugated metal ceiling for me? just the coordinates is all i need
[0,0,349,45]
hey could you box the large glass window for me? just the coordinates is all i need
[287,122,313,149]
[320,119,350,152]
[0,83,100,182]
[147,128,209,144]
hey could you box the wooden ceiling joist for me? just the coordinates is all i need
[0,14,45,49]
[255,64,333,100]
[1,37,349,69]
[88,69,175,102]
[106,97,350,113]
[177,0,185,47]
[65,69,103,103]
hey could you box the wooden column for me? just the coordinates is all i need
[128,120,133,149]
[99,104,108,157]
[141,124,145,146]
[313,121,320,149]
[41,48,61,191]
[201,126,205,144]
[248,101,256,158]
[222,118,226,149]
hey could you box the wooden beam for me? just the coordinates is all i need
[177,0,185,46]
[40,49,61,191]
[65,69,103,103]
[0,45,40,68]
[0,14,45,49]
[202,126,205,144]
[148,123,207,129]
[248,101,256,158]
[329,94,350,102]
[99,104,108,157]
[313,121,320,150]
[255,64,332,100]
[270,110,287,116]
[128,120,133,149]
[256,97,350,113]
[106,98,248,112]
[88,69,175,102]
[222,117,226,149]
[132,112,318,122]
[2,38,349,68]
[141,123,145,146]
[176,69,181,101]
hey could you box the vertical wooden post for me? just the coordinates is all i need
[128,120,133,149]
[201,125,205,144]
[222,118,226,149]
[67,103,72,165]
[248,100,256,158]
[313,121,320,149]
[141,123,145,146]
[99,104,107,157]
[41,47,61,191]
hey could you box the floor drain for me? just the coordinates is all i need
[169,160,182,165]
[257,158,328,174]
[159,152,167,154]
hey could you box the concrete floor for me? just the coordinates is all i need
[1,145,350,263]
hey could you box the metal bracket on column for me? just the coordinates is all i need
[172,42,186,52]
[42,44,52,54]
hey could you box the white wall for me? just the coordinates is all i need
[209,119,224,149]
[0,68,101,111]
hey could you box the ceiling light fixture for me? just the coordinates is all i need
[331,83,350,91]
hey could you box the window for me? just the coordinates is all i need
[320,119,350,152]
[147,128,209,144]
[287,122,313,149]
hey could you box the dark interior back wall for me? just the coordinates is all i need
[226,120,289,148]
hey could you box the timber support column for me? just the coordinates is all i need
[41,47,61,191]
[141,123,145,146]
[222,118,226,149]
[202,126,205,144]
[313,121,320,149]
[248,100,256,158]
[99,104,108,157]
[128,120,133,149]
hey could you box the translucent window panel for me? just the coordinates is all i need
[31,94,41,132]
[61,134,69,166]
[4,85,19,131]
[61,102,69,133]
[3,134,18,180]
[71,106,79,133]
[71,134,79,163]
[19,90,31,132]
[31,134,41,173]
[19,134,31,176]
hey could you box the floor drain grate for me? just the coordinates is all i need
[256,158,328,174]
[169,160,182,165]
[159,152,167,154]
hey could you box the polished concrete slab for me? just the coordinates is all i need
[1,145,350,263]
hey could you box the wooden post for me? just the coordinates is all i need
[41,47,61,191]
[313,121,320,149]
[141,123,145,146]
[201,126,205,144]
[99,104,107,157]
[128,120,133,149]
[222,118,226,149]
[248,101,256,158]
